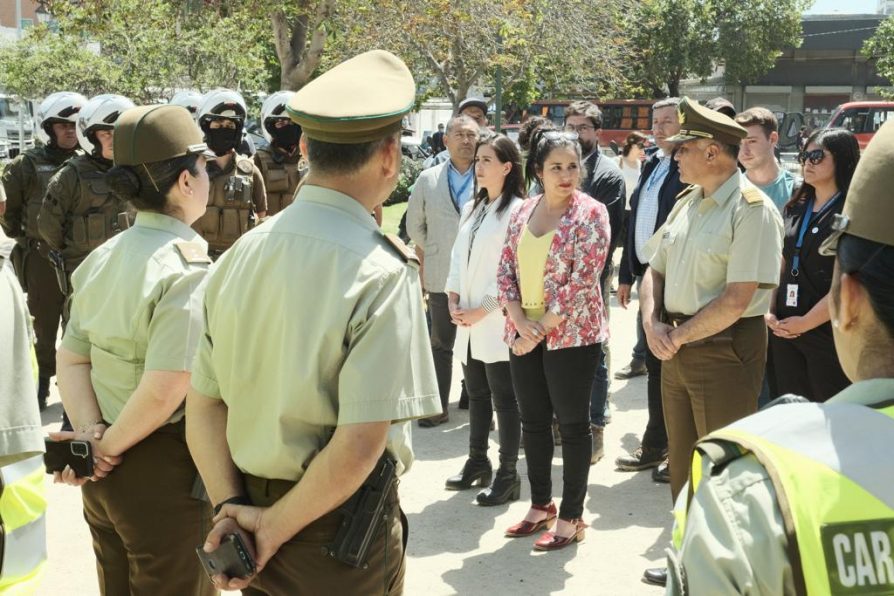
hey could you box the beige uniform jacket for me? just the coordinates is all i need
[647,171,784,317]
[191,185,441,482]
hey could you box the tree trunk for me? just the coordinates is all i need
[272,0,335,91]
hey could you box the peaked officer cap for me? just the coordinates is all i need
[666,97,747,146]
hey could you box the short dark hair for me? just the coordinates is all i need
[837,234,894,339]
[305,134,396,176]
[652,98,680,111]
[735,107,778,138]
[446,114,477,135]
[106,155,201,214]
[622,131,648,157]
[565,100,603,129]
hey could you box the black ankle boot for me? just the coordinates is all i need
[445,453,492,490]
[37,375,50,411]
[476,464,521,506]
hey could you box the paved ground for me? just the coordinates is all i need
[31,257,670,596]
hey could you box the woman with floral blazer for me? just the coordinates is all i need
[497,130,610,552]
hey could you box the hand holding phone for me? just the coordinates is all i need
[196,532,256,583]
[44,438,94,478]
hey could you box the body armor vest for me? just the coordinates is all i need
[193,155,257,254]
[65,157,131,266]
[254,148,301,216]
[23,150,71,242]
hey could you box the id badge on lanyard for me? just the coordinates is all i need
[788,194,841,308]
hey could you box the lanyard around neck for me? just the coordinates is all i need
[791,192,841,277]
[449,167,474,208]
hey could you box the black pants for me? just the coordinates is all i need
[770,324,850,403]
[510,342,599,520]
[640,346,667,451]
[463,347,520,466]
[428,293,456,412]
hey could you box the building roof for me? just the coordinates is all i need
[798,15,884,51]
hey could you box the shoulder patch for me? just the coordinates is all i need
[384,234,419,264]
[174,241,212,265]
[236,158,254,175]
[675,185,696,200]
[742,187,764,204]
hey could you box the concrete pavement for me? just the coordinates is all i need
[34,277,670,596]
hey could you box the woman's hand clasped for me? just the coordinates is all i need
[451,306,487,327]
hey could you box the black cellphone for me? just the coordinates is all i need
[195,533,256,580]
[43,438,94,478]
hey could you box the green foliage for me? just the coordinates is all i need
[863,15,894,99]
[386,157,423,206]
[628,0,809,97]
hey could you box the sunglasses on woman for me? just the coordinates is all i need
[542,131,579,142]
[797,149,826,166]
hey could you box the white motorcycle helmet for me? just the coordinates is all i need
[196,88,247,132]
[259,91,296,143]
[169,90,203,115]
[36,92,88,145]
[77,94,136,154]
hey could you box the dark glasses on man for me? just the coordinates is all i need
[797,149,826,165]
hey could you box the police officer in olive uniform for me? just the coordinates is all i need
[666,119,894,596]
[192,89,267,259]
[53,104,216,596]
[0,91,86,410]
[187,50,441,594]
[39,94,135,304]
[639,98,784,587]
[253,91,303,217]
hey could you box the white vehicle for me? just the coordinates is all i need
[0,94,35,158]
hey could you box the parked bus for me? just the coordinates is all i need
[508,99,653,149]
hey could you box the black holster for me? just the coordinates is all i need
[327,454,397,569]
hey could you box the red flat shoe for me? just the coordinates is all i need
[533,518,586,551]
[505,502,557,538]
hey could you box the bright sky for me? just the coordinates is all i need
[805,0,879,14]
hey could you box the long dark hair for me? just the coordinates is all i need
[525,127,582,193]
[524,121,557,190]
[466,134,525,221]
[786,127,859,210]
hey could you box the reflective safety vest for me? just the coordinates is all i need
[253,148,301,216]
[0,455,47,594]
[674,400,894,595]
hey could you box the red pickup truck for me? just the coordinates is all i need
[827,101,894,149]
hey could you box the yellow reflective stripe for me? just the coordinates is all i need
[672,450,704,550]
[0,558,45,595]
[1,514,47,579]
[0,462,46,532]
[30,343,38,386]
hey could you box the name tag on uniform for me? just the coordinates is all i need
[786,284,799,308]
[821,519,894,594]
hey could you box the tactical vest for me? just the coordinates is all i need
[66,157,131,266]
[23,149,72,242]
[254,148,301,216]
[193,155,257,254]
[674,399,894,595]
[0,455,47,592]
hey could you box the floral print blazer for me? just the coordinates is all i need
[497,190,610,350]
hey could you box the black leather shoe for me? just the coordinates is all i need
[614,360,647,380]
[476,467,520,506]
[445,457,492,490]
[418,413,449,428]
[652,459,670,483]
[642,567,667,586]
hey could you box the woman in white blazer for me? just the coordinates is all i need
[444,134,526,506]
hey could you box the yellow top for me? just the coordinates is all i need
[517,226,555,321]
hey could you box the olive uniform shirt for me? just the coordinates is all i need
[667,379,894,596]
[647,170,784,317]
[191,185,441,482]
[61,212,209,424]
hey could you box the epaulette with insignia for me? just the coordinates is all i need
[174,241,212,265]
[384,234,419,264]
[742,186,765,204]
[235,157,254,175]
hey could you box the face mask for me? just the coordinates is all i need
[205,127,241,156]
[271,124,301,150]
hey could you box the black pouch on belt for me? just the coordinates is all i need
[327,454,397,569]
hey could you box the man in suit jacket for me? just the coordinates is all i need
[615,97,686,480]
[407,114,480,426]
